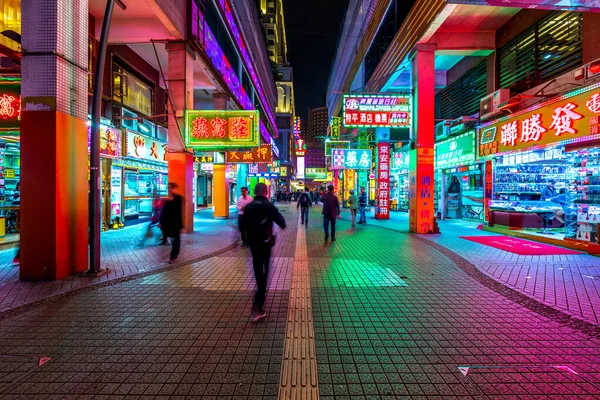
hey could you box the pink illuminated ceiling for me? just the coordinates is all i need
[435,5,519,33]
[455,0,600,12]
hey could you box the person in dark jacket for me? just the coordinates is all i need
[541,179,557,201]
[358,186,368,224]
[244,183,286,322]
[321,184,341,242]
[159,182,184,264]
[297,189,311,227]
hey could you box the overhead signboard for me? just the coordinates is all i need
[225,145,272,163]
[194,154,215,163]
[125,130,168,164]
[435,131,476,169]
[331,148,372,170]
[306,168,328,179]
[479,84,600,157]
[0,78,20,132]
[185,110,260,149]
[88,124,122,158]
[343,94,410,128]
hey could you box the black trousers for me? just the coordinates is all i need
[169,233,181,260]
[323,216,336,239]
[238,215,247,243]
[250,244,271,313]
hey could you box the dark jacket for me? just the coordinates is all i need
[297,192,312,209]
[358,191,367,206]
[541,186,557,201]
[244,195,286,246]
[159,194,183,237]
[321,192,340,218]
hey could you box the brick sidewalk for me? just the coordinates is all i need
[0,209,240,314]
[340,209,600,326]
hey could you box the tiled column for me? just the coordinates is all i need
[212,92,230,218]
[20,0,89,280]
[166,43,195,232]
[409,45,436,234]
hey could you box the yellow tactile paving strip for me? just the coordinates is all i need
[278,215,319,399]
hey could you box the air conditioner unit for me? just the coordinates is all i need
[480,89,510,120]
[435,120,450,140]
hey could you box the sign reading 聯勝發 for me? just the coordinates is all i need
[435,131,476,169]
[479,84,600,156]
[343,94,410,128]
[331,149,372,170]
[185,110,260,149]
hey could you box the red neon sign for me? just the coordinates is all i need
[375,143,390,220]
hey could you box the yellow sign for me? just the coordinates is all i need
[4,169,15,178]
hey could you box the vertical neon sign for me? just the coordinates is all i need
[375,143,390,220]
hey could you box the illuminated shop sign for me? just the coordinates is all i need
[435,131,476,169]
[393,152,410,170]
[249,163,279,178]
[306,168,328,179]
[293,117,301,137]
[331,149,372,170]
[225,145,272,163]
[296,157,305,179]
[185,110,260,149]
[325,140,350,157]
[126,130,168,164]
[342,94,410,128]
[479,84,600,156]
[88,124,121,158]
[329,116,341,139]
[295,138,306,156]
[0,79,21,132]
[375,143,390,219]
[194,154,215,163]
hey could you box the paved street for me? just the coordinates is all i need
[0,204,598,399]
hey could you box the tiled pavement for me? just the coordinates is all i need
[0,205,598,399]
[0,209,240,314]
[340,210,600,326]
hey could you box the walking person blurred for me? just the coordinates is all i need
[139,193,165,246]
[321,185,340,242]
[236,187,253,247]
[159,182,184,264]
[297,188,311,227]
[244,183,286,322]
[347,189,359,227]
[358,187,368,224]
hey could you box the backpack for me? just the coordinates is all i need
[300,193,309,207]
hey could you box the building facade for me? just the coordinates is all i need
[307,106,328,142]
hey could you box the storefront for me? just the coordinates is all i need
[114,129,168,224]
[434,131,483,221]
[479,83,600,246]
[194,154,215,208]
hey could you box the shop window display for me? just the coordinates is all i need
[123,170,167,220]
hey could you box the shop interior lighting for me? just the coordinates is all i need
[138,124,150,133]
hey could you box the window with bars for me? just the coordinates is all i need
[499,11,582,93]
[437,60,487,119]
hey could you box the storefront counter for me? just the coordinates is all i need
[489,201,563,230]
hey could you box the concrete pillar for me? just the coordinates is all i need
[166,42,195,232]
[409,45,436,234]
[20,0,89,280]
[212,92,230,218]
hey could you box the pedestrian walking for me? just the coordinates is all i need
[244,183,286,322]
[347,189,359,226]
[236,187,253,247]
[297,188,311,227]
[139,193,165,246]
[321,184,340,242]
[358,186,368,224]
[159,182,184,264]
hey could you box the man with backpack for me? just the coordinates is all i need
[297,188,312,227]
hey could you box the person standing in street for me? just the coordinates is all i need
[297,188,312,227]
[244,183,286,322]
[347,190,359,227]
[159,182,184,264]
[358,187,368,224]
[236,187,253,247]
[321,185,340,242]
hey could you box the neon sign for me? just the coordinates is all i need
[343,94,411,128]
[295,138,306,156]
[375,143,390,219]
[331,149,372,170]
[185,110,260,149]
[225,145,272,163]
[126,130,168,163]
[88,124,121,158]
[0,79,21,132]
[435,131,476,169]
[330,116,341,139]
[479,84,600,156]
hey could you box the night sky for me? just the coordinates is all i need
[283,0,349,122]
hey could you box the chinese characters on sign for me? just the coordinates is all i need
[185,110,259,149]
[375,143,390,220]
[331,149,372,170]
[343,94,411,128]
[479,88,600,156]
[88,124,122,158]
[225,145,272,163]
[126,130,168,163]
[295,138,306,156]
[306,168,328,179]
[434,131,476,169]
[0,80,21,131]
[325,140,350,157]
[329,116,341,139]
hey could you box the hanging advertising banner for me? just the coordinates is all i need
[110,166,122,220]
[225,145,272,163]
[435,131,476,169]
[88,124,122,158]
[0,79,21,133]
[329,116,341,139]
[331,148,372,170]
[306,168,328,179]
[184,110,260,149]
[125,130,168,164]
[409,148,435,233]
[375,143,390,219]
[484,160,493,222]
[479,84,600,157]
[296,157,305,179]
[343,94,411,128]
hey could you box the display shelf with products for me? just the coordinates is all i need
[494,164,567,196]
